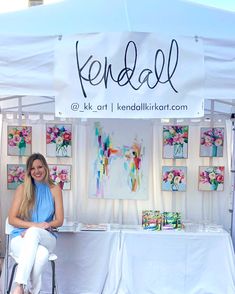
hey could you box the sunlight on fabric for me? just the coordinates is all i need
[0,0,63,13]
[0,0,27,12]
[186,0,235,12]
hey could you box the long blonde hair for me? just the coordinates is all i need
[19,153,54,219]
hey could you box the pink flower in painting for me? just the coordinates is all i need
[8,174,14,183]
[216,174,224,183]
[63,132,71,142]
[215,138,223,147]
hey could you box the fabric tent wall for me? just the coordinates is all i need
[0,114,232,255]
[0,0,234,99]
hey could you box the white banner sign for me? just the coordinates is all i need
[54,32,205,118]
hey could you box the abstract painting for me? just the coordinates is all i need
[88,119,151,199]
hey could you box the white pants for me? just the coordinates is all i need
[10,227,56,294]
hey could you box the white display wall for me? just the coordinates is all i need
[0,113,232,254]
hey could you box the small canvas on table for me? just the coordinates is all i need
[142,210,162,231]
[162,212,181,230]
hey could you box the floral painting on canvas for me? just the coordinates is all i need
[161,166,187,192]
[49,164,71,190]
[7,126,32,156]
[7,164,26,190]
[200,127,224,157]
[198,166,224,191]
[46,124,72,157]
[163,126,188,159]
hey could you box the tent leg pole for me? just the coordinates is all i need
[230,116,235,251]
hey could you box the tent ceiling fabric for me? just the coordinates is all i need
[0,0,234,113]
[0,0,234,38]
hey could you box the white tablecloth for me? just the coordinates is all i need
[45,230,121,294]
[118,230,235,294]
[1,229,235,294]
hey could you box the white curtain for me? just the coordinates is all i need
[0,114,232,255]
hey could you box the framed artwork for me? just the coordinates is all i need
[161,166,187,192]
[198,166,224,191]
[46,124,72,157]
[49,164,72,190]
[7,164,26,190]
[162,125,188,159]
[200,127,224,157]
[7,126,32,156]
[88,119,152,199]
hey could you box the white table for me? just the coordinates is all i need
[42,230,120,294]
[118,230,235,294]
[2,229,235,294]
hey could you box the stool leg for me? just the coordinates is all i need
[7,263,18,294]
[51,260,56,294]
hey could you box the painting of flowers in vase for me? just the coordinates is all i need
[163,125,188,159]
[199,166,224,191]
[49,164,71,190]
[7,164,26,189]
[200,127,224,157]
[7,126,32,156]
[46,124,72,157]
[162,166,187,192]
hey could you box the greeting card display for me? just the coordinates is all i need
[46,124,72,157]
[49,164,71,190]
[142,210,162,231]
[7,164,26,190]
[200,127,224,157]
[162,166,187,192]
[198,166,224,191]
[162,212,181,230]
[163,125,188,159]
[7,126,32,156]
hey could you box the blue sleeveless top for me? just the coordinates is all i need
[11,181,55,238]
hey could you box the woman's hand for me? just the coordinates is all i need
[35,222,51,229]
[20,222,52,238]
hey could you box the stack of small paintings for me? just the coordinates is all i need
[142,210,181,231]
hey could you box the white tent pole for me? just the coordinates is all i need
[18,97,23,163]
[230,113,235,250]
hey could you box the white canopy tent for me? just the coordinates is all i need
[0,0,235,255]
[0,0,234,104]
